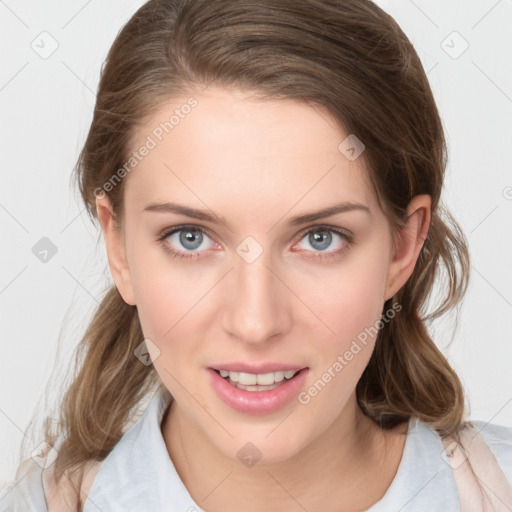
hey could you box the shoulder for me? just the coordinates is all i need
[43,460,103,512]
[469,420,512,482]
[0,457,49,511]
[0,457,102,512]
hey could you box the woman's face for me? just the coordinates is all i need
[98,86,427,464]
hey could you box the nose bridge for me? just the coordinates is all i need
[224,238,289,344]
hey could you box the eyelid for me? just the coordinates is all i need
[157,223,353,243]
[156,223,354,258]
[156,224,211,242]
[156,224,219,253]
[294,223,353,241]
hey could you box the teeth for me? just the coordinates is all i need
[273,371,285,383]
[237,372,257,385]
[218,369,299,385]
[256,372,275,385]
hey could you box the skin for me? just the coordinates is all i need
[96,86,431,512]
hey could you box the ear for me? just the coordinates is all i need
[95,195,136,306]
[383,194,431,302]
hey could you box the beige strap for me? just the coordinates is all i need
[442,425,512,512]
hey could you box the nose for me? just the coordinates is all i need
[222,245,292,348]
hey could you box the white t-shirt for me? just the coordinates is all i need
[1,386,511,511]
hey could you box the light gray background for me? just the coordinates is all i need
[1,0,511,486]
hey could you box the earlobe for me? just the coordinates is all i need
[95,195,136,306]
[383,195,431,302]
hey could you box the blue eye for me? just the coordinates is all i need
[157,226,213,259]
[157,225,353,261]
[293,226,352,260]
[298,228,344,252]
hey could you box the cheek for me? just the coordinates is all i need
[337,265,388,342]
[127,244,182,352]
[295,244,390,352]
[296,259,389,422]
[133,276,199,384]
[128,244,212,374]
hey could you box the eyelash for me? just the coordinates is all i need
[156,224,354,261]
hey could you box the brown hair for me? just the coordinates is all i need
[20,0,474,509]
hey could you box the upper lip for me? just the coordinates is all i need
[210,363,307,374]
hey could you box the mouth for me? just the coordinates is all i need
[212,368,302,391]
[207,365,309,414]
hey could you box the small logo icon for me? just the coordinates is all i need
[237,442,262,468]
[236,236,263,264]
[441,440,468,469]
[338,134,365,161]
[32,237,58,263]
[31,31,59,59]
[441,31,469,59]
[31,441,58,469]
[134,338,161,365]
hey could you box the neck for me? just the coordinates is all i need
[162,394,401,512]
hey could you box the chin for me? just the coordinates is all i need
[213,424,312,468]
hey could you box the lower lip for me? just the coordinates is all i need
[208,368,309,415]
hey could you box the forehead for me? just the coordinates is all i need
[124,87,377,217]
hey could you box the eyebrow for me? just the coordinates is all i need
[143,200,371,227]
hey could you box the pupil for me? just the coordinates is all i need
[180,229,202,250]
[310,230,331,251]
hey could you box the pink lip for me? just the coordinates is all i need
[208,367,309,415]
[209,362,305,373]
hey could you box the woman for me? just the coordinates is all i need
[2,0,511,510]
